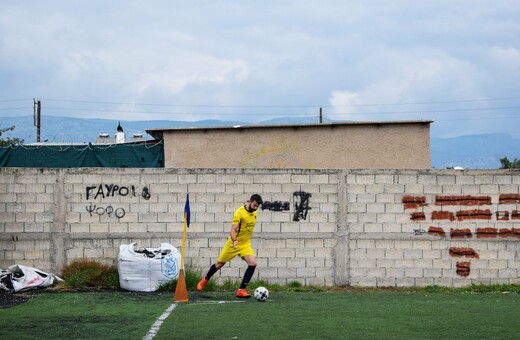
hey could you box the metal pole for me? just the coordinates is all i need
[36,100,41,143]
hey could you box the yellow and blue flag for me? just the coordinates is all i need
[184,193,190,228]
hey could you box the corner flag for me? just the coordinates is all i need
[184,193,190,228]
[174,193,190,303]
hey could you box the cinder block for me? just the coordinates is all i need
[295,248,314,258]
[347,184,366,194]
[296,267,315,277]
[251,174,272,184]
[397,175,418,184]
[310,174,329,184]
[24,223,45,232]
[366,203,385,214]
[364,223,383,233]
[356,175,375,185]
[415,278,434,286]
[287,258,306,268]
[272,174,292,184]
[304,239,323,248]
[268,258,287,267]
[306,257,325,267]
[108,223,128,233]
[318,223,336,233]
[146,223,167,233]
[353,258,377,268]
[364,248,385,259]
[375,174,394,184]
[306,278,325,286]
[351,277,377,287]
[314,248,333,258]
[395,259,415,269]
[377,278,396,287]
[404,268,423,277]
[480,184,499,194]
[276,248,296,258]
[266,239,285,248]
[386,268,405,278]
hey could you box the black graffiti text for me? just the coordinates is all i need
[293,191,312,221]
[86,203,126,219]
[262,201,290,212]
[86,184,150,200]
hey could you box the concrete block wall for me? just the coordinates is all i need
[345,170,520,287]
[0,168,519,287]
[0,168,339,286]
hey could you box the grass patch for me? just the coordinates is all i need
[156,290,520,339]
[1,287,519,339]
[0,291,171,339]
[60,258,119,289]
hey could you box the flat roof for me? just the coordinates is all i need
[145,120,432,140]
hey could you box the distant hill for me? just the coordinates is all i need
[431,133,520,169]
[2,116,519,169]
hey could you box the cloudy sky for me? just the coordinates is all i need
[1,1,519,138]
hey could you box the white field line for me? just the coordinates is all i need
[142,301,245,339]
[143,303,177,340]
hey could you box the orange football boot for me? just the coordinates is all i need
[236,288,251,298]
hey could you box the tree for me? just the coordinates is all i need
[499,157,520,169]
[0,125,24,147]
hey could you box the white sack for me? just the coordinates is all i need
[118,242,181,292]
[0,265,63,293]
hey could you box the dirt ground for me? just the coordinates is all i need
[0,290,31,309]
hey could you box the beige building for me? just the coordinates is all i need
[146,120,432,169]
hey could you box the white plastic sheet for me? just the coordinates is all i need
[118,242,181,292]
[0,265,63,293]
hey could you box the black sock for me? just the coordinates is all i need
[240,265,256,289]
[205,264,219,280]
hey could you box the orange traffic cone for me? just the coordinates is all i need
[174,269,189,303]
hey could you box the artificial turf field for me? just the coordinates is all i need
[1,290,519,339]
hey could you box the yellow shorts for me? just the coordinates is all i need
[217,241,255,263]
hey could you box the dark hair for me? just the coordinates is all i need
[250,194,263,205]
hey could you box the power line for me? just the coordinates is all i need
[39,105,520,116]
[327,106,520,116]
[38,95,520,108]
[0,99,32,103]
[0,107,32,111]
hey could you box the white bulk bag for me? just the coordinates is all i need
[0,265,63,293]
[118,242,181,292]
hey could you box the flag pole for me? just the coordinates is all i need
[174,193,190,303]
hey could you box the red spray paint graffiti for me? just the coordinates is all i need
[406,194,519,277]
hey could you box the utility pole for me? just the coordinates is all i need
[33,99,41,143]
[319,107,323,124]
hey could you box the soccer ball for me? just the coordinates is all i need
[254,287,269,301]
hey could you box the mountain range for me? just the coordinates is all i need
[2,115,519,169]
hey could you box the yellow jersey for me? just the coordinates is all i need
[229,205,258,245]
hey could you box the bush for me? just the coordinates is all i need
[61,258,119,289]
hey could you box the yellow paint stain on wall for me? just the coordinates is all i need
[240,136,312,168]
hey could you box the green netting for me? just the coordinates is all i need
[0,141,164,168]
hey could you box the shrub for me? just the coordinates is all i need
[61,258,119,289]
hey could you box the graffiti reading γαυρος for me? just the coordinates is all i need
[85,184,151,200]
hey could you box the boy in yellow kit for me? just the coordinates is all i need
[197,194,263,298]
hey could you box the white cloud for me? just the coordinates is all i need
[1,1,520,137]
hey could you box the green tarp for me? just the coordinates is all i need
[0,141,164,168]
